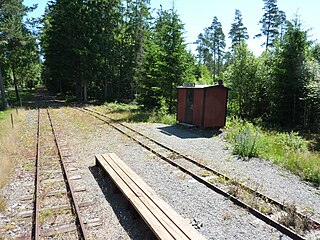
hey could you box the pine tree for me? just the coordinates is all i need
[196,31,214,76]
[138,6,191,113]
[117,0,151,100]
[229,9,249,49]
[224,41,257,118]
[208,17,225,80]
[196,16,225,81]
[256,0,286,50]
[156,7,188,113]
[0,0,40,104]
[271,19,309,127]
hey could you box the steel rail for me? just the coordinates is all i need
[78,106,320,240]
[82,107,319,218]
[33,108,41,239]
[46,109,88,239]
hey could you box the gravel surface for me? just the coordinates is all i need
[52,107,291,239]
[1,105,319,239]
[0,109,37,238]
[128,123,320,222]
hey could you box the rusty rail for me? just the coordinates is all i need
[79,106,320,240]
[32,108,88,239]
[33,108,41,239]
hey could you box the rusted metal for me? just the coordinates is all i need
[32,108,88,239]
[33,107,41,239]
[79,107,320,240]
[46,109,88,239]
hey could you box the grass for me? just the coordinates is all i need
[0,109,27,189]
[0,197,7,212]
[225,117,320,185]
[102,102,176,125]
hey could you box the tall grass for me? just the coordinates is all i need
[0,109,26,189]
[103,102,176,125]
[225,117,320,185]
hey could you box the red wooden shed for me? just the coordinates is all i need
[177,83,229,128]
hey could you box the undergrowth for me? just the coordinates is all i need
[225,117,320,185]
[0,109,26,189]
[103,102,176,125]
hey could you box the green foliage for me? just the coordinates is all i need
[104,101,176,125]
[104,102,139,112]
[277,132,308,152]
[0,110,9,121]
[137,6,192,113]
[229,9,249,48]
[0,0,41,102]
[233,124,259,160]
[225,117,259,160]
[304,58,320,132]
[225,117,320,185]
[256,0,286,50]
[42,0,150,101]
[271,19,309,127]
[223,41,258,118]
[195,64,212,85]
[196,16,226,81]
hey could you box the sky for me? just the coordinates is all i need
[23,0,320,56]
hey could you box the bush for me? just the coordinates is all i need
[224,117,320,185]
[277,131,308,152]
[226,118,259,160]
[233,124,259,160]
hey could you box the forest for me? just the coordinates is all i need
[0,0,319,133]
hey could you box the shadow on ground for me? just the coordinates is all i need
[89,165,157,240]
[8,87,93,110]
[157,125,222,139]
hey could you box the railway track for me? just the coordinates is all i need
[79,106,320,240]
[31,108,96,239]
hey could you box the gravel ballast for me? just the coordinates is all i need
[52,108,292,239]
[129,123,320,222]
[1,106,319,239]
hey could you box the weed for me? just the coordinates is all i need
[233,124,259,160]
[208,175,228,184]
[259,204,272,215]
[225,117,320,185]
[3,224,15,231]
[200,171,211,177]
[167,153,180,160]
[39,209,53,223]
[104,102,139,112]
[227,185,240,197]
[278,203,311,235]
[223,211,232,220]
[0,197,7,212]
[21,163,33,171]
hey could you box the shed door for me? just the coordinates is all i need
[185,89,194,124]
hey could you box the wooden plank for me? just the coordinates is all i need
[42,223,77,236]
[106,153,206,240]
[101,154,188,240]
[96,155,175,240]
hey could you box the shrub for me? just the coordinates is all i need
[233,124,259,160]
[225,117,260,160]
[224,117,320,185]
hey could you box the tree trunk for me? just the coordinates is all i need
[83,78,88,102]
[0,69,9,110]
[104,79,108,99]
[12,68,20,103]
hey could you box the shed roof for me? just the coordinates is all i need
[177,84,230,90]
